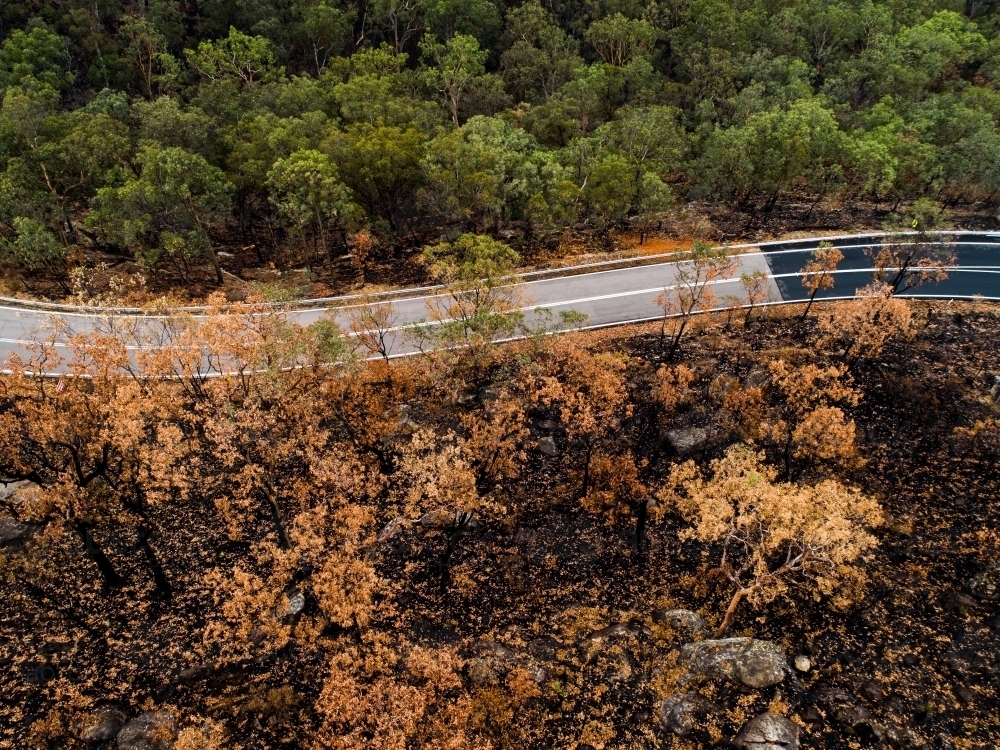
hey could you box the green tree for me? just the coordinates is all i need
[323,123,427,229]
[500,1,583,103]
[289,0,355,76]
[0,21,73,93]
[0,216,66,274]
[421,116,571,231]
[419,233,524,345]
[186,27,282,89]
[420,33,498,126]
[90,145,234,283]
[585,14,656,67]
[425,0,501,46]
[120,14,180,99]
[267,148,357,268]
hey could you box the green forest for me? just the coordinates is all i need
[1,0,1000,295]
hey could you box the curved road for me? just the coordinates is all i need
[2,231,999,367]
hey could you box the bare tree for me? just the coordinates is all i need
[653,241,740,360]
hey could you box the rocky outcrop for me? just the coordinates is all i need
[679,638,788,688]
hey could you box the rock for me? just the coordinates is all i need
[679,638,788,689]
[0,480,39,506]
[794,656,811,673]
[955,684,975,704]
[116,710,176,750]
[659,692,714,737]
[0,517,29,544]
[836,704,872,727]
[944,591,979,614]
[733,712,800,750]
[80,706,127,743]
[536,419,561,431]
[661,427,711,456]
[581,621,651,655]
[466,658,501,686]
[467,641,547,686]
[478,386,499,401]
[990,376,1000,403]
[652,609,708,638]
[968,560,1000,600]
[527,636,561,660]
[857,679,884,703]
[287,590,305,616]
[537,436,560,457]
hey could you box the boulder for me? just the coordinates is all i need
[537,436,560,457]
[659,692,715,737]
[116,711,176,750]
[0,517,29,544]
[733,712,800,750]
[80,706,127,743]
[661,427,711,456]
[652,609,708,638]
[679,638,788,689]
[968,560,1000,600]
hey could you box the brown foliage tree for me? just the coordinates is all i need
[816,283,914,365]
[798,241,843,321]
[534,343,632,497]
[663,444,883,636]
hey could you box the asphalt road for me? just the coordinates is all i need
[2,231,999,369]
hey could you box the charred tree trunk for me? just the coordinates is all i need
[75,524,125,589]
[135,527,172,600]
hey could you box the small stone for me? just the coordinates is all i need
[80,706,127,743]
[835,705,872,727]
[537,436,560,457]
[955,685,975,704]
[733,712,800,750]
[287,590,305,616]
[466,658,500,686]
[794,656,811,673]
[116,710,176,750]
[177,665,212,683]
[968,560,1000,600]
[652,609,708,637]
[903,654,919,667]
[659,692,713,737]
[661,426,711,456]
[679,638,788,689]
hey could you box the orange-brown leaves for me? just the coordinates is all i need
[583,452,649,522]
[816,284,914,364]
[761,358,862,476]
[800,242,843,298]
[663,444,883,634]
[315,638,478,750]
[653,364,694,417]
[535,344,632,445]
